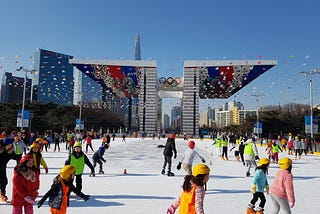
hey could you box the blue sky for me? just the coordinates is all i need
[1,0,320,113]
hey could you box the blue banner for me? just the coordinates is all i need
[17,110,30,128]
[305,115,318,134]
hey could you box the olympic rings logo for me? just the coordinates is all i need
[159,77,182,87]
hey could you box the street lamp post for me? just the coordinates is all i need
[18,67,36,132]
[251,93,265,139]
[300,68,320,139]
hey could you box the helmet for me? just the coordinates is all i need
[170,134,175,139]
[188,141,195,149]
[193,164,210,177]
[60,165,75,179]
[258,158,270,166]
[2,138,13,146]
[29,142,40,149]
[74,142,82,148]
[36,137,42,142]
[279,157,292,170]
[20,155,33,164]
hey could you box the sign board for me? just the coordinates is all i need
[253,122,262,134]
[76,118,84,130]
[17,110,30,128]
[305,115,318,134]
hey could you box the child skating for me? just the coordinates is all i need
[11,155,38,214]
[65,142,95,192]
[167,164,210,214]
[177,141,205,175]
[92,144,109,174]
[269,157,295,214]
[37,165,90,214]
[246,158,270,214]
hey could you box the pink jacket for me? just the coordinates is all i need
[270,169,295,203]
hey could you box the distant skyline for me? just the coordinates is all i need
[1,0,320,113]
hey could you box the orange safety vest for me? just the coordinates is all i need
[179,185,197,214]
[50,178,69,214]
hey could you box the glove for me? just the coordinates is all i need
[265,185,269,195]
[45,167,48,174]
[83,194,90,201]
[176,162,182,170]
[24,196,35,204]
[174,154,177,159]
[250,184,256,193]
[167,204,176,214]
[289,201,295,208]
[255,156,260,160]
[201,158,206,163]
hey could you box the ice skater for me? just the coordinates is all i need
[269,158,295,214]
[167,164,210,214]
[246,158,270,214]
[177,141,205,175]
[92,144,109,174]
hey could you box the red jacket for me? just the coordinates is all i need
[11,169,38,206]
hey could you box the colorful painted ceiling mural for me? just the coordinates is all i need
[73,63,142,98]
[198,64,275,98]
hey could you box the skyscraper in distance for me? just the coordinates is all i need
[134,34,141,60]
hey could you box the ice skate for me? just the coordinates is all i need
[255,207,264,214]
[246,204,255,214]
[246,172,250,177]
[167,171,175,176]
[0,193,8,202]
[161,169,165,175]
[99,170,104,174]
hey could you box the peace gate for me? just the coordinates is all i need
[70,58,276,136]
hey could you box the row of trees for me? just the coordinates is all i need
[1,102,319,140]
[0,102,124,134]
[202,103,320,140]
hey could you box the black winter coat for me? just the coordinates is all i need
[163,138,177,157]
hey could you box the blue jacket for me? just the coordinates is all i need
[252,169,268,192]
[92,146,106,161]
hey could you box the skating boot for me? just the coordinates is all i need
[0,193,8,202]
[167,171,175,176]
[161,169,165,175]
[246,172,250,177]
[99,170,104,174]
[246,204,255,214]
[255,207,264,214]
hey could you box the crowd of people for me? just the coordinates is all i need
[0,129,316,214]
[164,132,311,214]
[0,129,111,214]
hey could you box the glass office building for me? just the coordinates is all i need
[33,49,74,105]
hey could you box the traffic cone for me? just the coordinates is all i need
[123,169,127,174]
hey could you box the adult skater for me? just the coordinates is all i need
[177,141,205,175]
[162,134,177,176]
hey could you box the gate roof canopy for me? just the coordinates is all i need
[70,59,276,99]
